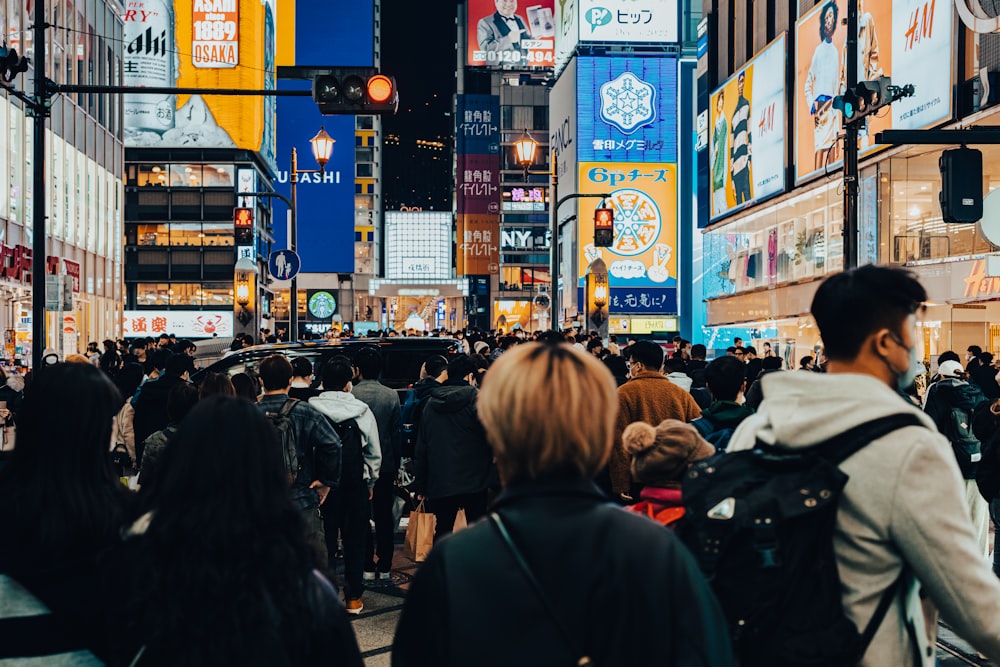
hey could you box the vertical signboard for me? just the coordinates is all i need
[574,55,678,315]
[709,34,787,221]
[794,0,953,184]
[555,0,580,70]
[124,0,273,153]
[457,94,501,275]
[467,0,556,68]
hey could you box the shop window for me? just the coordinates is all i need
[137,164,168,187]
[203,165,234,187]
[202,221,233,246]
[170,223,203,246]
[170,164,203,187]
[137,223,170,246]
[137,283,171,306]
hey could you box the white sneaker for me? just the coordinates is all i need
[378,572,392,582]
[363,571,376,582]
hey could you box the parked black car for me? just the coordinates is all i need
[191,337,463,394]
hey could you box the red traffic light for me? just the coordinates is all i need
[233,207,253,227]
[313,68,397,115]
[367,74,395,104]
[594,207,614,248]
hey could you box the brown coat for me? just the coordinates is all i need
[611,371,702,496]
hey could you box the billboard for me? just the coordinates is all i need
[550,57,579,193]
[578,0,679,44]
[578,162,678,314]
[124,0,276,162]
[122,310,233,338]
[794,0,953,183]
[467,0,555,68]
[555,0,580,70]
[456,94,502,275]
[457,215,500,275]
[384,212,453,281]
[709,35,786,221]
[578,56,678,164]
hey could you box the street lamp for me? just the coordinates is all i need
[514,130,558,329]
[586,257,609,336]
[287,127,336,340]
[234,256,256,328]
[515,132,611,332]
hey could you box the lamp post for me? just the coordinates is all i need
[515,131,611,331]
[234,256,256,329]
[585,257,609,340]
[288,127,335,340]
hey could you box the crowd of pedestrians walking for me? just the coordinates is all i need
[6,265,1000,665]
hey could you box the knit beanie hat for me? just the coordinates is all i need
[622,419,715,486]
[473,341,490,355]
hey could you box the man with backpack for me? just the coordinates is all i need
[309,357,381,615]
[923,359,991,556]
[256,354,342,573]
[706,265,1000,665]
[690,356,753,451]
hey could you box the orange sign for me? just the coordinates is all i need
[457,214,500,275]
[192,0,240,69]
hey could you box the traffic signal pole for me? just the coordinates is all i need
[29,4,49,372]
[843,0,860,271]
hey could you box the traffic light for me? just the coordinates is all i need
[0,45,29,87]
[594,206,615,247]
[312,68,398,115]
[234,207,253,245]
[833,76,892,126]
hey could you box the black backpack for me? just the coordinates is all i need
[944,404,982,480]
[332,418,364,485]
[677,413,923,667]
[264,399,300,485]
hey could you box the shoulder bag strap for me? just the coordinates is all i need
[813,413,925,465]
[489,513,593,667]
[280,398,298,417]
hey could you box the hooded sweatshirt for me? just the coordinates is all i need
[665,372,693,392]
[309,391,382,489]
[727,371,1000,667]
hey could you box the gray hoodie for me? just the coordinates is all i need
[727,371,1000,666]
[309,391,382,489]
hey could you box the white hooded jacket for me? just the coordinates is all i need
[726,371,1000,666]
[309,390,382,488]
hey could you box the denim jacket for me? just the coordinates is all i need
[258,394,342,511]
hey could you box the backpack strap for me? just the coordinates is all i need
[489,513,593,667]
[279,398,298,417]
[811,413,925,465]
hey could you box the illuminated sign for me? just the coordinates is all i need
[192,0,239,68]
[467,0,555,68]
[307,291,337,319]
[630,317,679,334]
[502,186,548,211]
[122,310,233,337]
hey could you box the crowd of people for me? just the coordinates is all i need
[5,265,1000,665]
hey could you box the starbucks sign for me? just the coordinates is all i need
[307,291,337,319]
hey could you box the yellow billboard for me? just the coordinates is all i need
[123,0,276,162]
[577,162,678,290]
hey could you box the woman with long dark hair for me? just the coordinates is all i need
[0,363,128,663]
[114,396,363,667]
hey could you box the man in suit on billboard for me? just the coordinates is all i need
[477,0,530,62]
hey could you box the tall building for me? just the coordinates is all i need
[699,0,984,361]
[1,0,124,362]
[123,0,277,342]
[273,0,381,337]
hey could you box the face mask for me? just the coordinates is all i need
[887,333,920,391]
[994,371,1000,385]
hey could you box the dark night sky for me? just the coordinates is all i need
[380,0,457,138]
[380,0,458,208]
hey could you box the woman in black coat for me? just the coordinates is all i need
[392,342,734,667]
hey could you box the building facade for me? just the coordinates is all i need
[699,0,997,364]
[1,0,125,363]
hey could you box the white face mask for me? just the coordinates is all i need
[994,371,1000,386]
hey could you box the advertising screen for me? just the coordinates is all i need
[555,0,580,70]
[493,299,535,330]
[384,212,453,281]
[467,0,556,68]
[578,162,678,314]
[124,0,275,161]
[709,35,786,221]
[578,0,678,44]
[794,0,953,183]
[577,56,678,164]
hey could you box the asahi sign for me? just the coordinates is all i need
[192,0,239,68]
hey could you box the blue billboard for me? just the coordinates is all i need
[274,88,356,274]
[456,95,501,156]
[577,56,678,164]
[274,1,374,274]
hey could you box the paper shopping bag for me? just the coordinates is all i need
[403,501,437,562]
[453,508,468,533]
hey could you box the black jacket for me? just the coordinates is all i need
[413,380,494,498]
[925,379,989,438]
[968,362,1000,401]
[392,478,734,667]
[744,368,782,411]
[132,374,190,455]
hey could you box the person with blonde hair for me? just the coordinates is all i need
[392,342,733,667]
